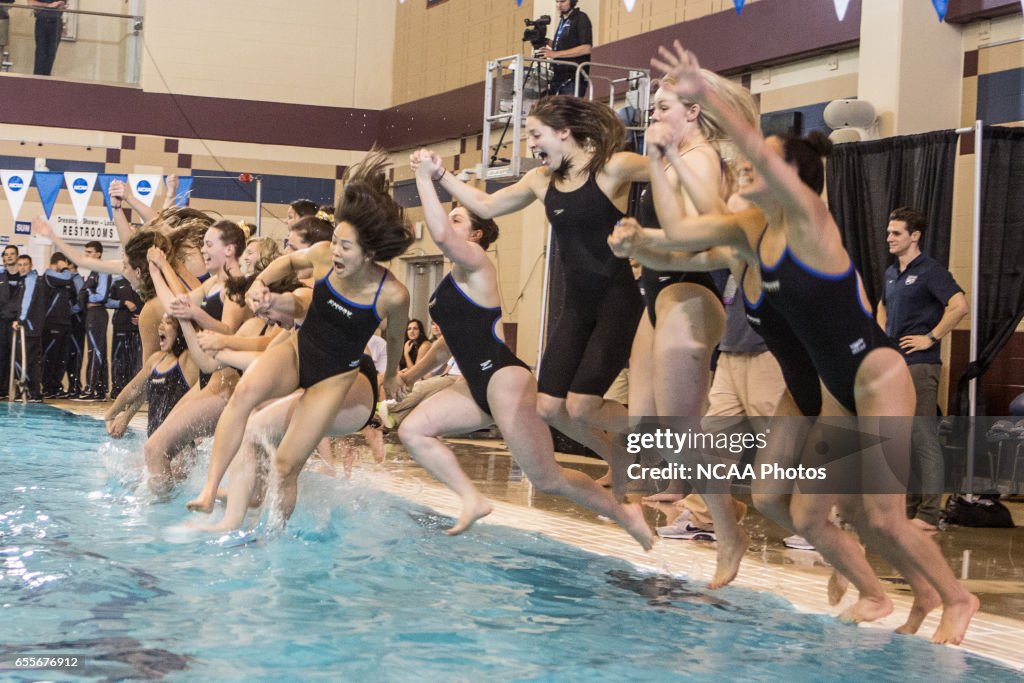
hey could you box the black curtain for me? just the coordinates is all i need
[826,131,958,307]
[952,127,1024,417]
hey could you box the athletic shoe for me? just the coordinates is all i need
[376,401,396,429]
[783,534,816,551]
[657,521,716,541]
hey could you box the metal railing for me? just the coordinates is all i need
[0,2,143,84]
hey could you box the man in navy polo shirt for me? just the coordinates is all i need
[877,207,968,531]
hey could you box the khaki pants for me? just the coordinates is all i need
[682,351,787,530]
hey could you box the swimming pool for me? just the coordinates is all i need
[1,404,1020,681]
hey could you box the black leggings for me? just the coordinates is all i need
[538,279,642,399]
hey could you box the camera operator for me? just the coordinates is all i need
[535,0,592,97]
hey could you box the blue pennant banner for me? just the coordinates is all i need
[97,173,128,220]
[932,0,949,21]
[734,0,745,14]
[34,172,64,219]
[171,176,194,207]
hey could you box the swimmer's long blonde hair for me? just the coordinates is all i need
[663,69,759,192]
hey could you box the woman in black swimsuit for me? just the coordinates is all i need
[186,152,413,524]
[650,41,977,645]
[104,314,201,493]
[395,150,653,548]
[423,96,651,497]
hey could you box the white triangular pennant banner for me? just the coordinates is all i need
[623,0,636,11]
[1,170,33,222]
[832,0,851,20]
[64,171,98,222]
[128,174,163,207]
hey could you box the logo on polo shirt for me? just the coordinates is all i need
[72,178,89,193]
[137,180,153,196]
[905,275,918,285]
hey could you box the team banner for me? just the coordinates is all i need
[623,0,636,12]
[932,0,949,21]
[97,174,128,220]
[1,170,33,222]
[832,0,851,21]
[128,174,163,208]
[63,171,98,222]
[34,171,64,220]
[733,0,745,14]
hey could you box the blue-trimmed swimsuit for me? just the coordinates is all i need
[428,273,528,415]
[297,269,387,389]
[759,235,894,414]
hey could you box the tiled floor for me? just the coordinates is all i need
[45,398,1024,672]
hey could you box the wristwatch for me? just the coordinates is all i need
[927,332,938,343]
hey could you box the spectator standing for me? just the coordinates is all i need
[29,0,67,76]
[106,275,143,399]
[0,245,21,398]
[80,241,112,400]
[878,207,968,531]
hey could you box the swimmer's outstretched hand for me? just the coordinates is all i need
[106,413,129,439]
[651,40,706,102]
[197,330,226,352]
[410,149,444,180]
[147,246,168,269]
[168,294,196,320]
[608,218,644,258]
[32,215,55,238]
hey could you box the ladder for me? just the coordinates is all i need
[481,54,652,181]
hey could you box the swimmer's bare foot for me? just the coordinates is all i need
[709,527,749,589]
[216,487,229,502]
[931,592,979,645]
[828,568,850,606]
[594,468,613,488]
[447,495,493,536]
[895,585,941,635]
[839,594,893,623]
[642,492,685,503]
[186,488,216,513]
[616,502,654,551]
[910,517,938,532]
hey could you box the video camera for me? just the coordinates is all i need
[522,15,551,50]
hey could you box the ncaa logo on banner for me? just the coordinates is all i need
[73,178,90,193]
[8,176,24,191]
[137,180,153,196]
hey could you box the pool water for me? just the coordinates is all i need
[1,404,1020,681]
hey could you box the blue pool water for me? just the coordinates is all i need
[1,404,1020,681]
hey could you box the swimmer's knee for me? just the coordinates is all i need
[397,418,429,445]
[565,394,601,422]
[536,395,565,423]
